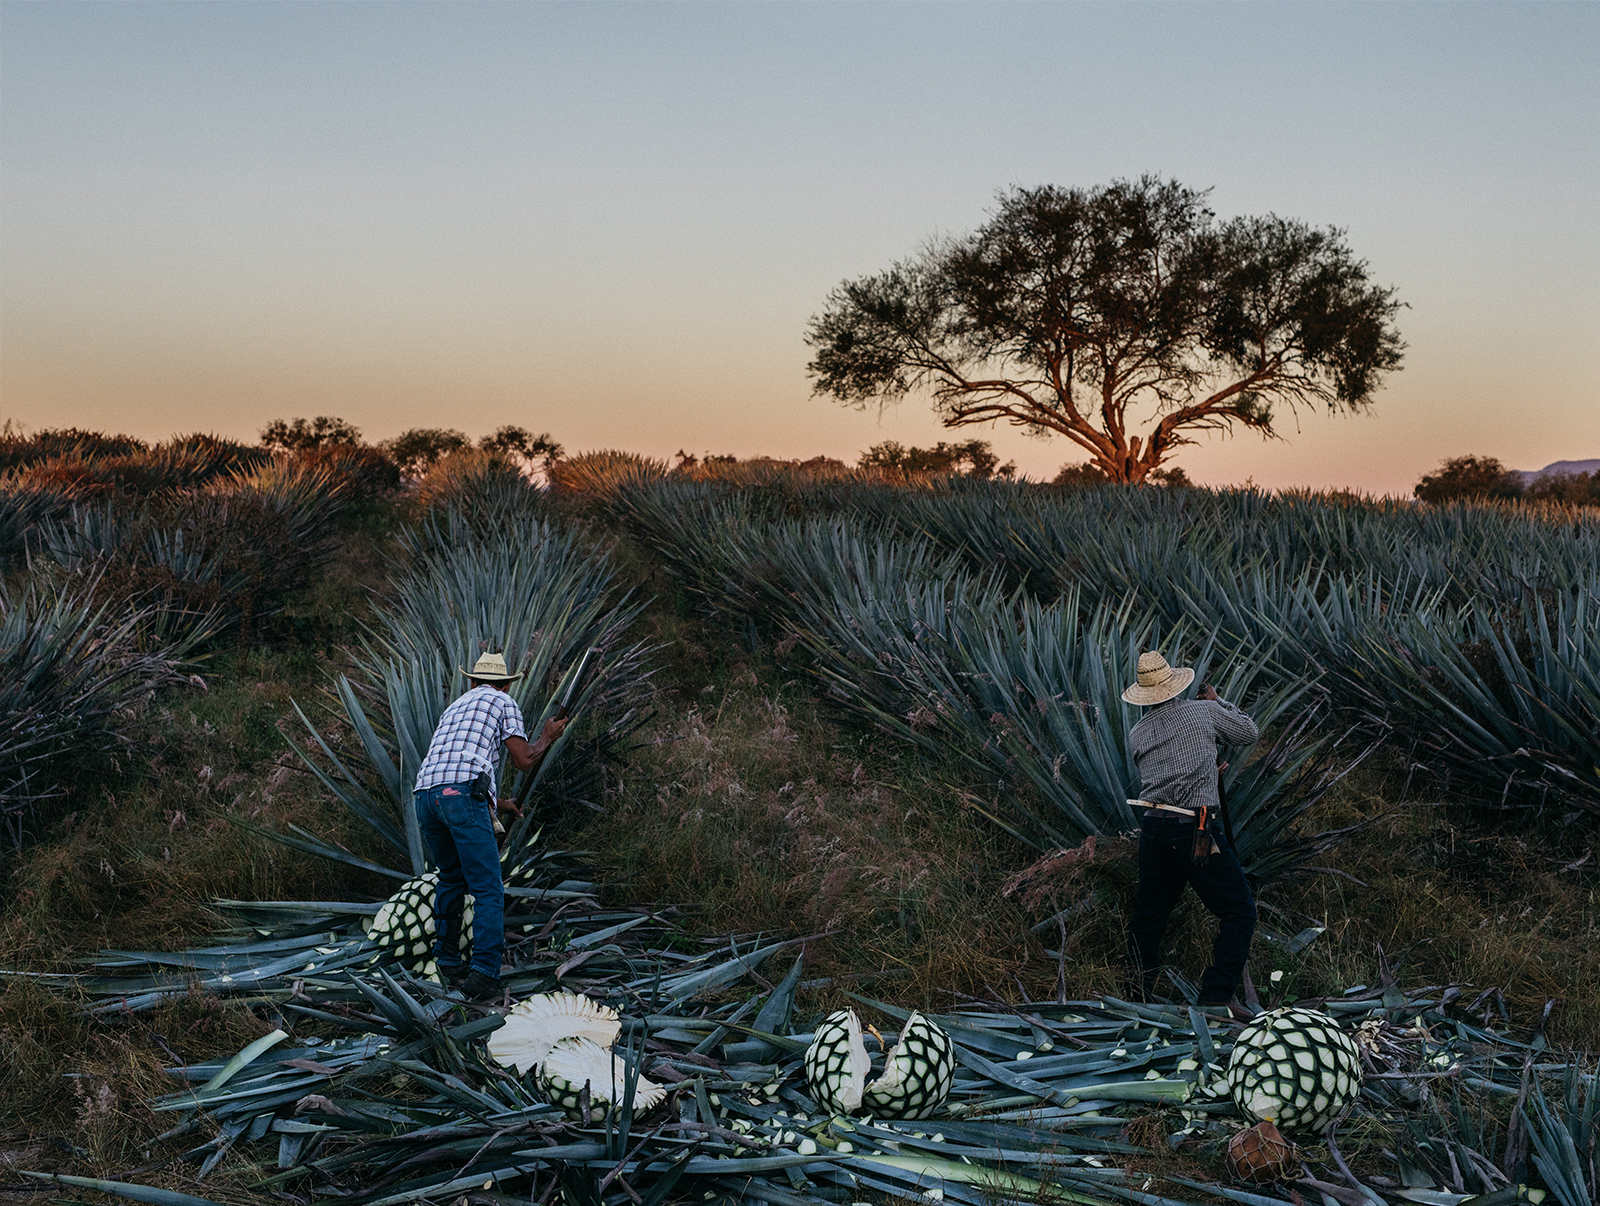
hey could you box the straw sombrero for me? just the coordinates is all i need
[1121,651,1194,705]
[461,652,524,683]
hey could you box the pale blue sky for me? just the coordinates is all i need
[3,1,1595,490]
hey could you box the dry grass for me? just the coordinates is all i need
[1272,763,1600,1048]
[578,675,1048,1012]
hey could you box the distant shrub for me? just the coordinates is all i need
[1414,455,1524,503]
[548,450,669,495]
[859,438,1017,480]
[293,443,401,499]
[1052,462,1108,489]
[479,425,563,477]
[1525,470,1599,505]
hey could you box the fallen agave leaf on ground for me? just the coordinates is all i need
[9,843,1593,1206]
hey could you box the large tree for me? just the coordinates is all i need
[806,177,1405,483]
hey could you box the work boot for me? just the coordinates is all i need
[460,969,503,1004]
[438,962,469,990]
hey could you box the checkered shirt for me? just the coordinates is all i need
[414,685,528,792]
[1129,698,1259,811]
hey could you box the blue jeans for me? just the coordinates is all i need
[1126,812,1256,1002]
[415,781,504,979]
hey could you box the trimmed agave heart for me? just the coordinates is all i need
[805,1009,873,1113]
[806,1009,956,1119]
[1225,1006,1362,1133]
[367,871,473,973]
[861,1011,955,1119]
[489,992,622,1075]
[538,1037,665,1120]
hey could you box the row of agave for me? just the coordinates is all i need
[609,481,1600,829]
[19,861,1595,1206]
[0,456,363,849]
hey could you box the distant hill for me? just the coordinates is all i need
[1512,458,1600,485]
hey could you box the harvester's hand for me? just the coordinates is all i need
[1198,684,1219,701]
[496,797,523,821]
[540,717,568,744]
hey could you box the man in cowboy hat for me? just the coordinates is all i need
[1122,651,1259,1007]
[413,652,567,1002]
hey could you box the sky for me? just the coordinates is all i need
[2,1,1595,493]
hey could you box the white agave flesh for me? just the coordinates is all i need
[489,991,622,1074]
[539,1037,665,1115]
[804,1009,872,1112]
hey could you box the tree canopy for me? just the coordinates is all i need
[858,438,1016,479]
[260,415,362,452]
[806,177,1405,483]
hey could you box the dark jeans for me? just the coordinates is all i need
[416,781,504,979]
[1126,812,1256,1003]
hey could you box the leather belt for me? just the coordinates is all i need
[1128,798,1197,817]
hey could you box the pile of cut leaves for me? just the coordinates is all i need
[11,852,1594,1206]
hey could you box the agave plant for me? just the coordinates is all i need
[1329,579,1600,818]
[0,576,196,848]
[28,457,348,648]
[284,505,654,877]
[793,568,1355,880]
[412,446,536,511]
[548,449,669,497]
[0,476,83,566]
[1522,1061,1598,1206]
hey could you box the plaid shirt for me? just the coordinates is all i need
[414,686,528,792]
[1129,698,1259,811]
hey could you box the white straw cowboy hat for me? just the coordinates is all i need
[461,652,524,683]
[1121,651,1195,705]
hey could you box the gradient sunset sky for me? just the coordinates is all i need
[3,1,1595,492]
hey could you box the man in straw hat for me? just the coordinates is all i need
[413,652,567,1002]
[1122,650,1259,1007]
